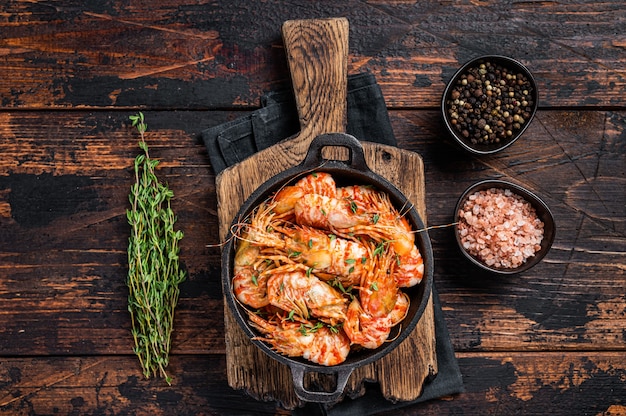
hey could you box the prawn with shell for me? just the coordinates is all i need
[228,172,426,366]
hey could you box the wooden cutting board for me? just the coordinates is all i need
[216,17,437,409]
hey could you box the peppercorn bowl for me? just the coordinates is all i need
[442,55,538,155]
[453,179,555,274]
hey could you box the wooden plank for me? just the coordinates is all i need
[0,111,226,356]
[1,353,624,415]
[0,2,624,109]
[0,110,624,357]
[0,2,623,414]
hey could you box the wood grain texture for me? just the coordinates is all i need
[0,1,625,109]
[0,110,626,415]
[0,110,623,355]
[1,353,623,415]
[281,19,348,140]
[217,18,436,408]
[0,0,624,413]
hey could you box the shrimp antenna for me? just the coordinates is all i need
[206,229,239,248]
[410,222,459,235]
[386,324,403,343]
[396,197,416,219]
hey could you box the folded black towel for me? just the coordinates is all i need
[203,73,397,175]
[201,72,464,413]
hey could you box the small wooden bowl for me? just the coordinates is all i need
[454,180,555,274]
[442,55,538,155]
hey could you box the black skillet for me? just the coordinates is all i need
[221,132,434,402]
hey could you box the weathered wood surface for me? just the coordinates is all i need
[1,1,625,415]
[1,109,625,414]
[1,1,624,110]
[1,352,624,415]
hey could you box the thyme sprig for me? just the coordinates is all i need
[126,112,186,385]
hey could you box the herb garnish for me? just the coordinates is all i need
[126,112,186,385]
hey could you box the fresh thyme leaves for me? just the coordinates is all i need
[331,278,354,300]
[328,322,343,333]
[345,258,356,274]
[373,241,387,257]
[126,112,186,385]
[299,321,324,336]
[288,250,302,258]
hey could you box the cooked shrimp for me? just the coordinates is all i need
[343,292,409,349]
[359,243,398,318]
[296,172,337,197]
[389,291,410,326]
[265,266,348,323]
[393,245,424,287]
[247,312,350,366]
[233,266,269,309]
[294,193,362,230]
[283,226,368,285]
[272,172,337,216]
[232,231,271,308]
[241,203,369,285]
[343,298,392,349]
[294,192,416,257]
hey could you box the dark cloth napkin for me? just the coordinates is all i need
[201,72,464,413]
[203,73,397,175]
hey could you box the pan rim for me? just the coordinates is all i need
[220,137,434,375]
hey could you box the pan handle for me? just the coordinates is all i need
[290,365,353,403]
[301,133,369,172]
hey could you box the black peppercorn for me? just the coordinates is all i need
[445,59,535,148]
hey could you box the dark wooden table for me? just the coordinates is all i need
[1,1,624,415]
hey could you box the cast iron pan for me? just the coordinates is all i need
[221,132,434,402]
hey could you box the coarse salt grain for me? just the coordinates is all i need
[457,187,544,269]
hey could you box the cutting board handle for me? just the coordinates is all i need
[281,18,349,144]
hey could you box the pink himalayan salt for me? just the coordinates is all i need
[457,187,544,269]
